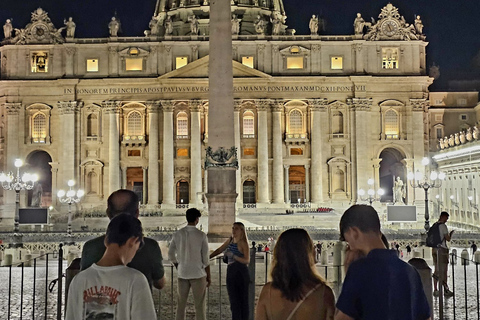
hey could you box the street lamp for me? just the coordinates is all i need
[468,196,478,210]
[0,159,38,246]
[58,180,84,236]
[407,157,446,233]
[449,195,459,208]
[358,178,384,205]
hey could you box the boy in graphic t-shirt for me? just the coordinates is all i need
[66,214,156,320]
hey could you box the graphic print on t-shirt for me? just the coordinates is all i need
[83,285,121,319]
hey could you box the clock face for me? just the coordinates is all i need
[381,20,399,36]
[32,24,49,40]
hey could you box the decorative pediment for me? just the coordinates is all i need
[328,100,348,109]
[279,45,310,56]
[159,55,272,79]
[379,99,405,107]
[10,8,65,45]
[359,4,425,41]
[26,103,52,112]
[80,159,104,167]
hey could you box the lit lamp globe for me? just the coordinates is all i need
[57,190,66,198]
[358,189,365,196]
[378,188,385,196]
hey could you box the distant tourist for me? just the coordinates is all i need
[431,211,455,297]
[406,244,412,257]
[168,208,210,320]
[210,222,250,320]
[66,214,156,319]
[472,242,478,256]
[80,189,166,290]
[316,241,322,261]
[336,205,431,320]
[256,228,335,320]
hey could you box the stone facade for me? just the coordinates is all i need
[0,3,436,226]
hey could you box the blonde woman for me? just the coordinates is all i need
[210,222,250,320]
[256,228,335,320]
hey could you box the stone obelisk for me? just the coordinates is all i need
[206,0,237,237]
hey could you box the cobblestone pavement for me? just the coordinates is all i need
[0,250,479,320]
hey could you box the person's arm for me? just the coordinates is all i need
[255,283,270,320]
[202,234,211,286]
[324,286,336,320]
[205,265,211,287]
[153,276,166,290]
[150,240,166,290]
[232,240,250,264]
[209,237,231,259]
[167,236,178,268]
[131,273,157,319]
[445,229,454,241]
[334,310,355,320]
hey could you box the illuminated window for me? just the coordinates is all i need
[290,148,303,155]
[331,56,343,70]
[243,180,256,203]
[87,59,98,72]
[243,148,255,156]
[290,46,300,53]
[382,48,399,69]
[177,112,188,137]
[126,58,143,71]
[287,57,304,69]
[384,109,399,139]
[129,48,139,55]
[87,114,98,136]
[289,110,303,134]
[242,56,254,68]
[127,111,143,136]
[176,57,188,69]
[32,113,47,143]
[177,148,189,157]
[128,150,141,157]
[243,111,255,136]
[31,52,48,73]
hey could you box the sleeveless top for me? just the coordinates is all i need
[227,242,244,264]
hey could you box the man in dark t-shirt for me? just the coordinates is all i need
[80,189,165,290]
[335,205,431,320]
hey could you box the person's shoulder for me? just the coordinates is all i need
[83,235,105,248]
[143,237,159,247]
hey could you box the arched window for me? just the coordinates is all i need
[243,180,256,203]
[177,112,188,137]
[289,110,303,135]
[87,171,98,194]
[87,114,98,137]
[384,109,399,139]
[243,111,255,136]
[127,111,143,136]
[332,111,344,135]
[32,113,47,143]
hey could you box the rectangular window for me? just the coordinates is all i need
[287,57,304,69]
[458,99,467,106]
[175,56,188,69]
[382,48,399,69]
[436,128,443,139]
[177,148,189,157]
[242,56,254,68]
[460,114,468,121]
[128,150,141,157]
[290,148,303,155]
[31,52,48,73]
[87,59,99,72]
[126,58,143,71]
[243,148,255,156]
[177,119,188,137]
[331,56,343,70]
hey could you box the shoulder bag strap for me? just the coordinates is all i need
[286,283,322,320]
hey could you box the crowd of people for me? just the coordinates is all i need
[66,189,444,320]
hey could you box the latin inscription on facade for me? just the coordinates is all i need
[64,85,366,95]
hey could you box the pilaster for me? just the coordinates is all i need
[256,99,270,204]
[272,100,284,204]
[190,100,203,206]
[162,100,175,207]
[308,99,327,204]
[103,101,122,195]
[147,101,160,204]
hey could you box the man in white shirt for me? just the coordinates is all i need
[168,208,211,320]
[432,211,454,297]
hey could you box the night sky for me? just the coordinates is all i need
[1,0,480,89]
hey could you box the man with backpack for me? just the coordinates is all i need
[430,211,454,297]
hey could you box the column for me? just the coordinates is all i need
[104,101,121,195]
[65,47,76,77]
[309,100,327,204]
[142,167,148,204]
[121,166,127,189]
[162,101,175,206]
[256,100,269,204]
[372,159,382,191]
[4,104,21,206]
[305,164,310,202]
[190,101,202,206]
[272,101,284,204]
[284,165,290,203]
[234,101,242,208]
[147,102,160,204]
[49,162,59,204]
[58,101,78,183]
[410,99,428,206]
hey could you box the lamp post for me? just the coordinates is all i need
[0,159,38,246]
[358,178,384,205]
[57,180,84,236]
[468,196,478,211]
[407,157,445,233]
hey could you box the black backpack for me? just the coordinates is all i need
[426,222,443,248]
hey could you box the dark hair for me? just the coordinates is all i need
[105,213,143,247]
[440,211,449,218]
[270,228,327,302]
[186,208,201,223]
[340,205,380,241]
[106,189,139,219]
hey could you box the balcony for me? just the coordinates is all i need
[122,135,145,146]
[285,133,309,145]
